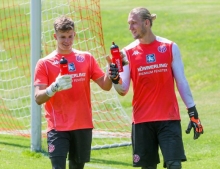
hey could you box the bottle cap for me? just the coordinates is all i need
[110,42,118,49]
[60,56,68,64]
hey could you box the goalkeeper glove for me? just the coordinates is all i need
[185,106,204,139]
[46,75,72,97]
[108,63,121,84]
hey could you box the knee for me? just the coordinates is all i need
[50,156,66,169]
[166,160,181,169]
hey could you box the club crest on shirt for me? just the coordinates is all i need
[158,45,167,53]
[76,55,85,62]
[146,54,156,63]
[68,63,76,72]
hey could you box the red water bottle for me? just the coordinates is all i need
[110,42,123,72]
[60,56,69,75]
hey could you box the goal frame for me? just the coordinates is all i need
[30,0,42,152]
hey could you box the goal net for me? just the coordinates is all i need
[0,0,131,150]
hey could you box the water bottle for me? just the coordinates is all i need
[110,42,123,72]
[60,56,69,75]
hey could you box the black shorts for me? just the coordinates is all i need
[47,129,92,163]
[132,120,186,168]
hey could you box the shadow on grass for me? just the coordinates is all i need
[90,157,131,167]
[0,141,30,149]
[0,140,48,157]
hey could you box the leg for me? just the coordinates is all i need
[141,164,157,169]
[68,129,92,169]
[69,159,85,169]
[157,121,186,168]
[132,123,160,167]
[47,130,70,169]
[50,156,66,169]
[166,160,181,169]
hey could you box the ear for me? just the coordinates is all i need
[53,33,57,40]
[144,19,150,26]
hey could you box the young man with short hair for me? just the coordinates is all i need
[34,16,112,169]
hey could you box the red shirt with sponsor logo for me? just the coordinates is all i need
[34,49,104,131]
[124,37,180,124]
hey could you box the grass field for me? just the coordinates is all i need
[0,0,220,169]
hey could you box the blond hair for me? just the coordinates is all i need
[130,7,156,26]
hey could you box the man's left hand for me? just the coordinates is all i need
[185,106,204,139]
[108,63,120,84]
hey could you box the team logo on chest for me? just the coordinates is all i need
[68,63,76,72]
[158,45,167,53]
[76,55,85,62]
[132,50,140,56]
[146,54,156,63]
[53,60,59,65]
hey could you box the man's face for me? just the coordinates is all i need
[127,13,147,39]
[54,29,75,54]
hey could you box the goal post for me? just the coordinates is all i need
[0,0,131,152]
[30,0,42,152]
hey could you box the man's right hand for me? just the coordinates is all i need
[109,63,121,84]
[46,75,72,97]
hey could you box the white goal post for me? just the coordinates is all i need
[0,0,131,152]
[30,0,42,152]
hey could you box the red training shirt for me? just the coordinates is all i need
[34,49,104,131]
[124,38,180,124]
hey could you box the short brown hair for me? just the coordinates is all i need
[130,7,156,26]
[54,16,75,32]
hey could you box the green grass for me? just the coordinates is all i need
[0,0,220,168]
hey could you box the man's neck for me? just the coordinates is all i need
[139,30,156,44]
[56,48,73,54]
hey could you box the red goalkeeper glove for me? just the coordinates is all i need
[185,106,204,139]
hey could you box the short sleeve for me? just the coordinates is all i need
[34,59,49,86]
[90,55,105,81]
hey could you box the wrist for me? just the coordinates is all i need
[45,83,57,97]
[187,105,198,119]
[111,75,120,84]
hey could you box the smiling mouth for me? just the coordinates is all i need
[132,31,137,36]
[63,44,70,47]
[131,30,136,34]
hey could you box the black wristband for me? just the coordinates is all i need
[188,106,198,119]
[111,75,120,84]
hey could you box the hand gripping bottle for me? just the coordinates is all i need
[110,42,123,72]
[60,56,69,75]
